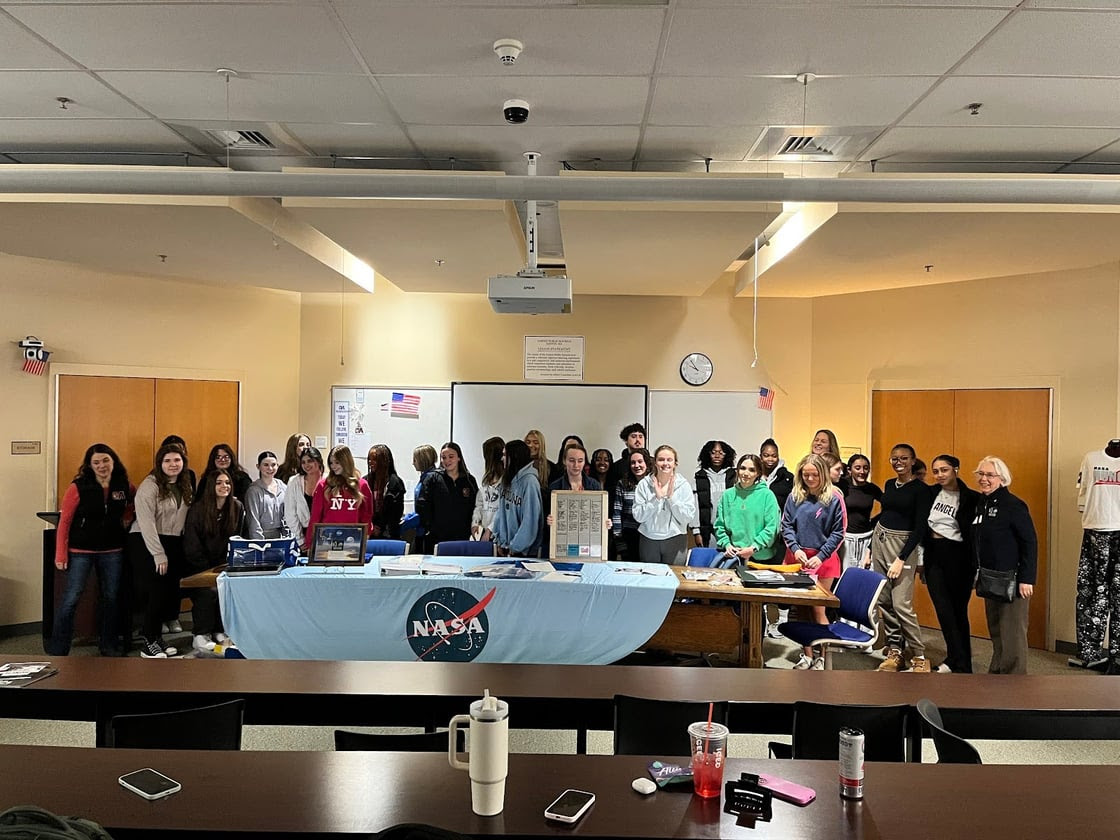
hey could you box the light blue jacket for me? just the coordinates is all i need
[491,463,543,556]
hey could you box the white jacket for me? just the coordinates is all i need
[632,473,697,540]
[284,474,311,544]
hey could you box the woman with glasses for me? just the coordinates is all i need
[691,440,737,550]
[196,444,252,504]
[864,443,933,673]
[972,456,1037,674]
[923,455,979,673]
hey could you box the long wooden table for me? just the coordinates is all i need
[0,745,1113,839]
[3,656,1119,757]
[185,563,838,667]
[648,567,838,667]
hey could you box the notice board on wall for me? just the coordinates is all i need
[329,386,451,499]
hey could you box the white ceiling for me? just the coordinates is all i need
[2,0,1120,296]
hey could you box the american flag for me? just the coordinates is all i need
[391,392,421,417]
[22,351,50,377]
[757,387,775,411]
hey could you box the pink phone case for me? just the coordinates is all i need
[756,773,816,805]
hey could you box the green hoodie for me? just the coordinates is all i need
[713,482,781,561]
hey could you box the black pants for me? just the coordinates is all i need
[129,532,185,641]
[190,588,223,636]
[614,528,640,562]
[923,537,974,673]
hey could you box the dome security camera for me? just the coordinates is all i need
[493,39,523,65]
[503,99,530,124]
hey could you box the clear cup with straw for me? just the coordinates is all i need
[688,704,728,799]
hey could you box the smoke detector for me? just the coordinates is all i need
[493,39,524,65]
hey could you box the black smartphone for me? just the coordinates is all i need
[118,768,182,801]
[544,789,595,823]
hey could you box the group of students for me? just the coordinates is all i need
[49,425,1037,674]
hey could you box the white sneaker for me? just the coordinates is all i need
[160,623,170,634]
[766,622,783,639]
[215,632,229,644]
[792,654,813,670]
[166,620,183,634]
[811,656,825,671]
[193,634,216,652]
[935,663,952,674]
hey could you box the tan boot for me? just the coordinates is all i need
[877,648,904,672]
[908,656,931,673]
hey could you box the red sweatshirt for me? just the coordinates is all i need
[305,477,372,550]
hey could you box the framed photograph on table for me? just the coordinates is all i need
[550,490,608,561]
[307,524,368,566]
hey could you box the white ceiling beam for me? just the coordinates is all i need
[735,203,838,296]
[2,169,1120,206]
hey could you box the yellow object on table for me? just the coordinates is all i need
[746,561,802,573]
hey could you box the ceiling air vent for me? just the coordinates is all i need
[748,126,882,163]
[204,129,275,150]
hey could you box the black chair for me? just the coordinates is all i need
[768,700,908,762]
[109,699,244,750]
[334,729,463,752]
[613,694,729,756]
[916,698,983,764]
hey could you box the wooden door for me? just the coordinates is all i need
[871,389,1050,648]
[57,375,154,505]
[953,389,1050,648]
[870,390,954,628]
[154,379,240,477]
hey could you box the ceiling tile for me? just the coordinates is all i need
[860,126,1120,163]
[661,6,1008,76]
[957,9,1120,76]
[377,76,650,125]
[98,71,395,123]
[639,126,765,161]
[332,3,665,76]
[281,123,417,158]
[0,12,77,69]
[903,76,1120,128]
[0,118,193,152]
[7,4,362,72]
[649,76,933,127]
[0,70,146,118]
[408,125,640,163]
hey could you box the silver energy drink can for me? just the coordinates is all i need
[839,727,865,799]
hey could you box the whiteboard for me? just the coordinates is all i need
[330,387,451,503]
[451,382,648,471]
[647,390,773,471]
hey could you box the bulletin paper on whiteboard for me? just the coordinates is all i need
[524,336,584,381]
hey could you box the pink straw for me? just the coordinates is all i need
[703,702,714,759]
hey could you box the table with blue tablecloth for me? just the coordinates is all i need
[217,558,678,664]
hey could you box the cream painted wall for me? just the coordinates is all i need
[298,281,814,460]
[807,262,1120,647]
[0,253,301,627]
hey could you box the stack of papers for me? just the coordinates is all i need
[0,661,57,688]
[380,558,423,576]
[421,561,462,575]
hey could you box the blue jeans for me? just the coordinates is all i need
[47,550,124,656]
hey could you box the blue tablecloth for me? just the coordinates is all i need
[217,559,678,664]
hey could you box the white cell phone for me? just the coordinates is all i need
[544,789,595,823]
[119,768,182,800]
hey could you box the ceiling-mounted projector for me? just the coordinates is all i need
[488,270,571,314]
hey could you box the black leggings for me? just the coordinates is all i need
[923,537,974,673]
[129,532,185,641]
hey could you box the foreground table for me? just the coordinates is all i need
[0,746,1112,839]
[4,656,1120,756]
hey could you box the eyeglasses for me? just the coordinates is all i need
[974,471,1001,479]
[215,453,231,461]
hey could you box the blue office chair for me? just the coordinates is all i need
[686,547,736,569]
[434,540,495,557]
[778,566,887,669]
[364,539,408,561]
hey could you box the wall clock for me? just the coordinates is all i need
[679,352,713,386]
